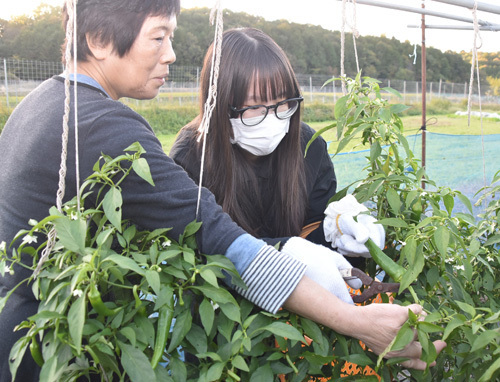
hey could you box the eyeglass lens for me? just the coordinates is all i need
[241,99,300,126]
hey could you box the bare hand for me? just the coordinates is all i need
[356,303,447,370]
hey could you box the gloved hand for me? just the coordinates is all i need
[323,194,385,258]
[281,237,362,304]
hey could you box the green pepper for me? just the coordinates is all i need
[365,238,405,282]
[151,294,174,369]
[88,282,120,317]
[29,337,44,367]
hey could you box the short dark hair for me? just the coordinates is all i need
[62,0,180,64]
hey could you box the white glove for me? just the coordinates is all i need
[323,194,385,258]
[281,237,362,304]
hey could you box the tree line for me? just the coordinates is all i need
[1,5,499,83]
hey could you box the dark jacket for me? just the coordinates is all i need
[170,122,337,247]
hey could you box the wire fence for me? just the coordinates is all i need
[1,57,497,110]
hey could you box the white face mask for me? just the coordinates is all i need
[229,115,290,156]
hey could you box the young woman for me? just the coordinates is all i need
[170,28,380,266]
[0,6,443,380]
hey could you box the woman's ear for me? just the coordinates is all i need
[86,33,112,60]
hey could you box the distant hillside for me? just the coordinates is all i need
[1,5,499,82]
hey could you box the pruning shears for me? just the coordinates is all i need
[340,267,400,303]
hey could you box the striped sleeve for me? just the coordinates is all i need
[234,245,306,314]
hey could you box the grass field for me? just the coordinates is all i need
[158,114,500,154]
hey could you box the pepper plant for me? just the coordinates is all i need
[0,142,390,382]
[314,73,500,381]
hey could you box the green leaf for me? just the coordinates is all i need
[199,298,215,335]
[105,254,145,276]
[399,243,424,293]
[377,218,409,228]
[443,194,454,215]
[53,215,87,253]
[38,354,60,382]
[262,322,305,343]
[386,188,401,215]
[219,302,241,324]
[391,322,414,352]
[471,330,500,352]
[206,362,225,382]
[118,342,156,382]
[433,226,450,257]
[183,220,203,237]
[192,285,238,306]
[455,300,476,318]
[68,294,86,355]
[457,193,473,213]
[232,355,249,372]
[167,309,192,353]
[103,187,123,232]
[334,95,349,120]
[249,362,273,382]
[146,270,161,296]
[200,268,218,288]
[479,355,500,382]
[390,103,410,114]
[120,327,137,347]
[485,234,500,246]
[341,353,374,366]
[123,141,147,154]
[132,157,154,186]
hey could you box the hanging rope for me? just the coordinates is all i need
[348,0,360,73]
[340,0,361,94]
[467,0,487,187]
[409,43,418,65]
[340,0,347,94]
[35,0,79,277]
[195,0,224,217]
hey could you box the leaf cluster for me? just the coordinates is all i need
[317,74,500,381]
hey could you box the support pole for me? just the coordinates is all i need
[431,0,500,15]
[421,1,427,188]
[3,59,9,110]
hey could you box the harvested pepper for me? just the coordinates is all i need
[365,238,405,282]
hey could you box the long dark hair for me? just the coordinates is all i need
[184,27,307,237]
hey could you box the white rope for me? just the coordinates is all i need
[409,43,418,65]
[195,0,224,217]
[467,0,487,187]
[348,0,360,73]
[35,0,78,277]
[340,0,347,94]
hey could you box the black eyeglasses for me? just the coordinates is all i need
[230,96,303,126]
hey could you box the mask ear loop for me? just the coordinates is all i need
[195,0,224,218]
[35,0,80,277]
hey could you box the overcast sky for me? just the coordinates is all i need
[2,0,500,53]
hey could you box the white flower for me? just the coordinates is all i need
[70,211,78,220]
[21,235,38,245]
[487,256,494,262]
[162,240,172,248]
[0,241,6,252]
[454,265,465,272]
[72,289,83,298]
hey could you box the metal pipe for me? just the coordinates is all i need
[408,24,500,30]
[431,0,500,15]
[421,1,427,188]
[337,0,496,27]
